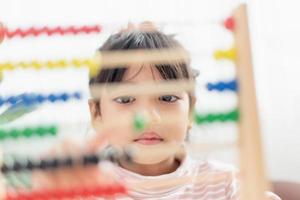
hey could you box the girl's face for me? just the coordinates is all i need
[90,65,193,164]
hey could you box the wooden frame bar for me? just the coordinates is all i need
[233,4,270,200]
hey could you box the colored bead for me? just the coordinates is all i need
[0,130,6,139]
[60,156,73,167]
[0,125,57,141]
[36,94,45,103]
[133,113,146,131]
[83,154,99,165]
[214,47,236,61]
[26,160,35,170]
[5,184,127,200]
[3,25,101,40]
[48,126,57,136]
[73,92,82,99]
[193,109,240,125]
[12,161,22,172]
[60,92,69,101]
[1,92,82,107]
[23,128,33,137]
[48,94,57,102]
[36,127,45,136]
[224,16,235,31]
[10,129,20,138]
[0,24,4,43]
[0,97,4,106]
[206,79,238,92]
[7,96,18,105]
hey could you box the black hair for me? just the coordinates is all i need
[89,30,196,115]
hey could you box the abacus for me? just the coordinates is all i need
[0,4,271,200]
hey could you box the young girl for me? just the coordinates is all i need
[90,23,279,200]
[32,22,280,200]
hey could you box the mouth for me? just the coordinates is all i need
[133,132,164,145]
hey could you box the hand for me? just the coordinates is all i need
[31,133,116,190]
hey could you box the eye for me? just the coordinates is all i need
[113,96,136,104]
[158,95,179,103]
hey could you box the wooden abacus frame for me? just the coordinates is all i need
[0,3,272,200]
[89,4,271,200]
[234,4,270,200]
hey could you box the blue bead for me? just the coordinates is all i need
[232,80,238,91]
[219,83,225,91]
[207,83,213,91]
[21,94,35,106]
[36,94,45,103]
[0,97,4,106]
[73,92,81,99]
[60,93,69,101]
[7,96,18,105]
[48,94,57,102]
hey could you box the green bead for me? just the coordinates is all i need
[193,109,239,125]
[207,114,215,122]
[36,127,45,136]
[0,130,6,140]
[219,114,227,122]
[10,129,20,138]
[23,128,33,137]
[193,111,203,125]
[134,114,146,131]
[231,110,239,121]
[48,126,57,136]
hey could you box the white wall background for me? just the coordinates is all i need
[0,0,299,183]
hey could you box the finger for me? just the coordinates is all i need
[85,132,109,153]
[60,138,83,157]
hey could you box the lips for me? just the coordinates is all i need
[134,132,164,145]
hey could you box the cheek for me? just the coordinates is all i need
[100,101,135,146]
[162,100,190,142]
[165,119,189,142]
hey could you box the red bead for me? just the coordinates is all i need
[65,188,76,198]
[118,185,128,194]
[5,192,17,200]
[0,23,4,43]
[74,187,91,197]
[28,191,40,200]
[224,16,235,31]
[94,186,105,196]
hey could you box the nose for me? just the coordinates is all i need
[148,107,162,125]
[139,107,162,126]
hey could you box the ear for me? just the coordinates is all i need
[88,99,101,127]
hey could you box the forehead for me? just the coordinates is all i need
[123,65,163,82]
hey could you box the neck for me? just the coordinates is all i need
[118,156,180,176]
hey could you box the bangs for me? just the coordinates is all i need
[89,31,193,85]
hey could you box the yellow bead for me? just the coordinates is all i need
[46,61,55,68]
[3,63,14,70]
[19,62,28,69]
[57,60,67,68]
[32,61,42,69]
[89,53,101,77]
[214,47,236,61]
[71,59,82,68]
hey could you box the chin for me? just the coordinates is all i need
[126,142,182,165]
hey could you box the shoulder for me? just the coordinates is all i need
[192,159,238,180]
[191,159,281,200]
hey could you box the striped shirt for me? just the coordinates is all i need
[106,155,280,200]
